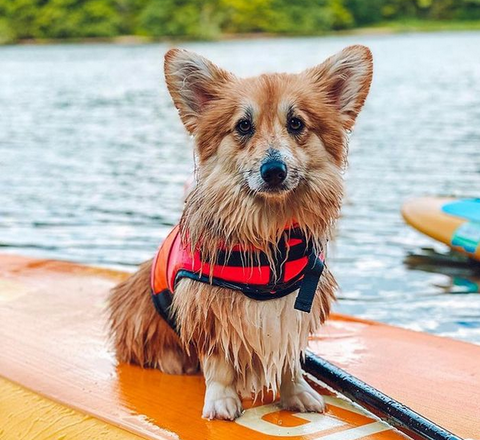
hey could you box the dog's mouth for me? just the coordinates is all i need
[245,177,301,198]
[255,183,293,196]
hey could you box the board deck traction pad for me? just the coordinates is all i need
[442,199,480,223]
[1,255,479,440]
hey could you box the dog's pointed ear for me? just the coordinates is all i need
[164,49,234,134]
[306,45,373,131]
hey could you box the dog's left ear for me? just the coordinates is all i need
[306,45,373,131]
[164,49,234,134]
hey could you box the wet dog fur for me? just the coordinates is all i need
[108,45,373,420]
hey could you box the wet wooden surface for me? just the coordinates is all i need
[0,255,478,439]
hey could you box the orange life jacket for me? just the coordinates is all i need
[150,225,325,330]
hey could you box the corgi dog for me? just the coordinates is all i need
[108,45,373,420]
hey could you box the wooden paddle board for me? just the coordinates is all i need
[1,255,479,439]
[402,197,480,262]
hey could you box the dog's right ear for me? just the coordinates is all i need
[305,45,373,131]
[164,49,234,134]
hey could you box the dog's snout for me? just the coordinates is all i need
[260,161,287,186]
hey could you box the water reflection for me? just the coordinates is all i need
[404,247,480,294]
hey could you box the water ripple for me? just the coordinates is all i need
[1,33,479,343]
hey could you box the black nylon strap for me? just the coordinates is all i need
[151,289,178,330]
[294,253,324,313]
[174,269,305,300]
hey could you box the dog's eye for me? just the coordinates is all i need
[236,119,253,136]
[288,117,304,133]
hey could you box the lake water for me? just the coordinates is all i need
[1,32,480,344]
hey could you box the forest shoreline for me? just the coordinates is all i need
[3,20,480,47]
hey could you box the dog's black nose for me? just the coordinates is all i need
[260,161,287,186]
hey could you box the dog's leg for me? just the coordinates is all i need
[108,260,199,375]
[202,354,243,420]
[280,368,325,413]
[152,345,198,375]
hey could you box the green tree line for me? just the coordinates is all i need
[1,0,480,43]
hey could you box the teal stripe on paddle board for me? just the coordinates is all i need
[451,221,480,254]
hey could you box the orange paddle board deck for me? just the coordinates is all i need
[0,255,479,439]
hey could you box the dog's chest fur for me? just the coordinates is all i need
[171,270,335,395]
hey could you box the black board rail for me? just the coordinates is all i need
[303,351,463,440]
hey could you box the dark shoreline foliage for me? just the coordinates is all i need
[1,0,480,44]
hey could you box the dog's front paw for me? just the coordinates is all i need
[202,385,243,420]
[280,379,325,413]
